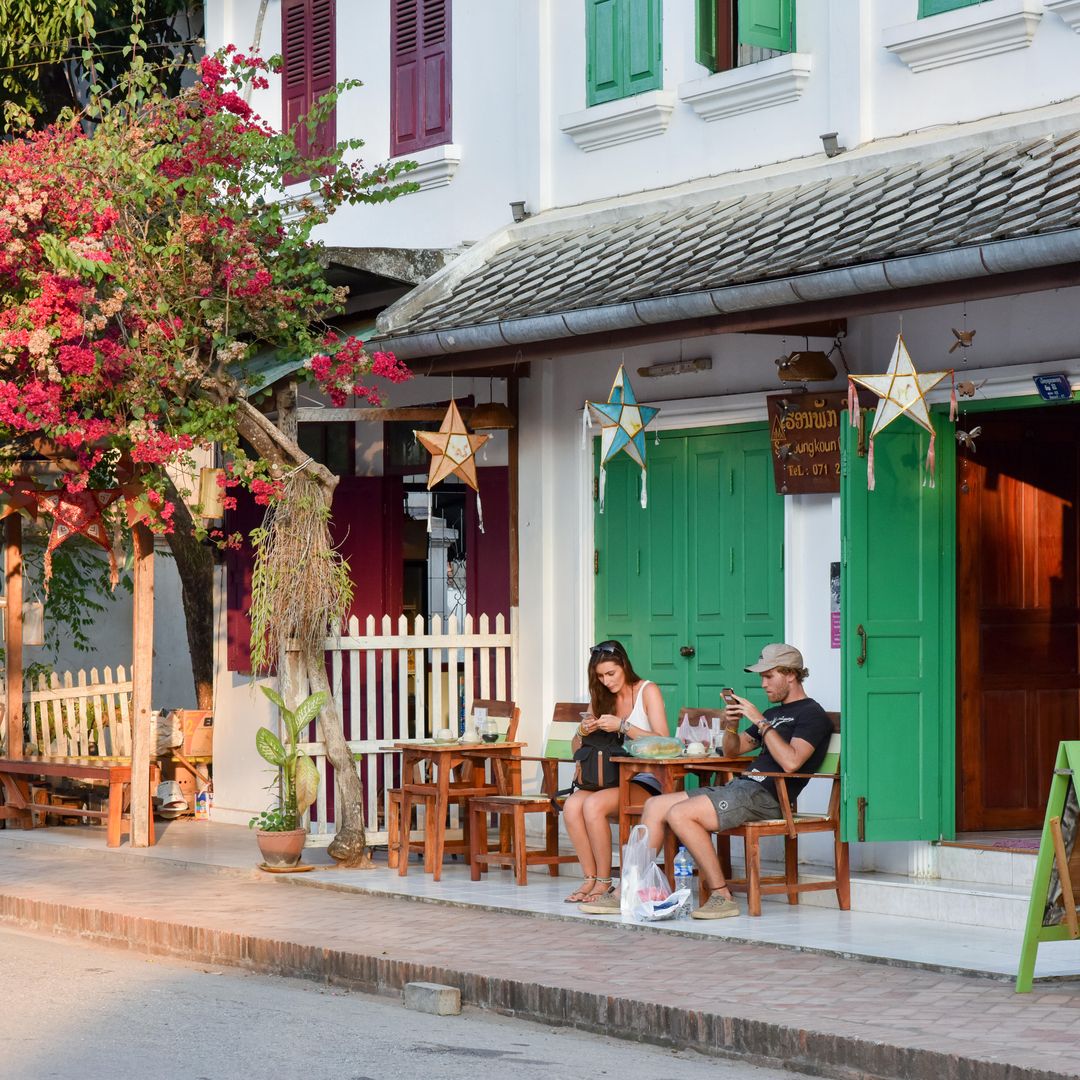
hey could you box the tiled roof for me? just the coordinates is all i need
[377,126,1080,344]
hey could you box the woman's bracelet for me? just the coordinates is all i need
[577,723,588,736]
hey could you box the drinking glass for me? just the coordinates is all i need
[480,717,499,744]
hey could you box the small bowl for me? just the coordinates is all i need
[684,741,707,757]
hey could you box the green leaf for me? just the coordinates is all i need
[294,753,320,817]
[292,690,327,731]
[255,726,286,767]
[260,685,286,711]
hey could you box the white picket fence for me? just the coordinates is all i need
[26,666,134,758]
[292,612,516,847]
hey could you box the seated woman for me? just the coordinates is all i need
[563,639,668,911]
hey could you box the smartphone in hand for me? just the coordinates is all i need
[721,687,738,706]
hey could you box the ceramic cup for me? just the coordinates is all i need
[435,727,455,742]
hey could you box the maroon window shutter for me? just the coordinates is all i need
[281,0,311,163]
[391,0,450,156]
[309,0,337,160]
[225,490,264,675]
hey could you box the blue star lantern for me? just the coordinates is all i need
[585,365,660,511]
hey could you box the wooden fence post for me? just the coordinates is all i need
[130,523,155,846]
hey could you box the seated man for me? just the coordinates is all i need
[640,643,832,920]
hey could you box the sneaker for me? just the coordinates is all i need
[691,891,740,919]
[578,888,621,914]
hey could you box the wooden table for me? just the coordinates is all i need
[615,753,750,887]
[396,741,523,881]
[0,756,159,847]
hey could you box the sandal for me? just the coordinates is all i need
[564,876,599,903]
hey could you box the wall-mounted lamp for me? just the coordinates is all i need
[820,132,847,158]
[510,200,531,223]
[637,356,712,378]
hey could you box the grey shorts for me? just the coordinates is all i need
[693,778,782,830]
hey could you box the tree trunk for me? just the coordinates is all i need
[234,399,373,867]
[163,478,215,710]
[303,644,373,867]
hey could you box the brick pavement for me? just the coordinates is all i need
[0,842,1078,1080]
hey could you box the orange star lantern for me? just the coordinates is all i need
[35,488,123,587]
[415,400,492,531]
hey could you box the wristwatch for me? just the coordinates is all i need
[619,718,630,737]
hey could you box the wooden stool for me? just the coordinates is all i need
[468,793,574,886]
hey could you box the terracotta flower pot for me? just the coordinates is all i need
[256,828,307,868]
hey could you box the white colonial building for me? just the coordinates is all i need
[199,0,1080,930]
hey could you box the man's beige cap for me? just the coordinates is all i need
[745,643,804,673]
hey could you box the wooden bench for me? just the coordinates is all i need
[0,665,158,846]
[0,757,158,846]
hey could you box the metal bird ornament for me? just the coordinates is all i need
[956,426,983,453]
[956,379,987,398]
[949,327,976,354]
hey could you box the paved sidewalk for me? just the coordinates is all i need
[0,837,1078,1080]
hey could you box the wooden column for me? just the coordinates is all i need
[129,523,155,846]
[4,515,23,759]
[507,377,520,610]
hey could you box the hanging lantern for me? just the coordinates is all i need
[21,601,44,647]
[198,467,226,519]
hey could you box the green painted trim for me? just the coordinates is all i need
[938,412,958,841]
[919,0,981,16]
[957,394,1079,414]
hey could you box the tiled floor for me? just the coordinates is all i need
[7,820,1080,982]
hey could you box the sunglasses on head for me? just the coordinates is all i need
[589,641,621,658]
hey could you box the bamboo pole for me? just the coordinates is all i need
[129,523,155,846]
[4,515,23,759]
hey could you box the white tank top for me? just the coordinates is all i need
[623,680,653,729]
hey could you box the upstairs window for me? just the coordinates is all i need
[391,0,452,156]
[919,0,983,15]
[696,0,795,74]
[281,0,337,181]
[586,0,663,107]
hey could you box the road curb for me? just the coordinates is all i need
[0,887,1069,1080]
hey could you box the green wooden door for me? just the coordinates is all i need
[841,414,956,842]
[596,425,784,728]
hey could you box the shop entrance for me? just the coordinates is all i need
[956,404,1080,831]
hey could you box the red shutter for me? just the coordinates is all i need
[281,0,337,181]
[309,0,337,159]
[225,490,265,675]
[281,0,311,162]
[391,0,451,156]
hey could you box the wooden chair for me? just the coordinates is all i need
[386,699,519,870]
[467,702,585,886]
[707,712,849,916]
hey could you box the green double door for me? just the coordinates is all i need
[594,424,784,728]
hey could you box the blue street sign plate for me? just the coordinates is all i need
[1032,374,1074,402]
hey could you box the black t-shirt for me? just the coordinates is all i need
[744,697,832,801]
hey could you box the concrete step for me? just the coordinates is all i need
[762,866,1033,931]
[932,841,1036,890]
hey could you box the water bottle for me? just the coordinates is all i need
[672,846,694,917]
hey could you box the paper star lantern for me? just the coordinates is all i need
[35,488,123,587]
[584,365,660,511]
[415,399,492,531]
[848,334,955,490]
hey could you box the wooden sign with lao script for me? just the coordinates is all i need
[767,391,844,495]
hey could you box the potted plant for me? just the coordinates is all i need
[249,686,326,868]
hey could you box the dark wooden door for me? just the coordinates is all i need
[957,406,1080,831]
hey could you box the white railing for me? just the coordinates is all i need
[26,666,134,757]
[293,612,516,847]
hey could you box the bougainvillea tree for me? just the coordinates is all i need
[0,39,416,864]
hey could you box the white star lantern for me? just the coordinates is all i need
[584,365,660,511]
[848,334,955,490]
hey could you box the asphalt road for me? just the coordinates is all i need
[0,925,803,1080]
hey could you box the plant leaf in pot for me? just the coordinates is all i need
[250,686,327,867]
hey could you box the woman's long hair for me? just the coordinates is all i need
[588,639,642,719]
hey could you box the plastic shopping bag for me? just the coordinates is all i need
[620,824,672,922]
[638,887,691,921]
[676,712,713,749]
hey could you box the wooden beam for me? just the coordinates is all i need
[275,379,298,444]
[129,523,154,847]
[403,263,1080,372]
[293,404,516,427]
[4,515,22,760]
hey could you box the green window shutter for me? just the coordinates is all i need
[737,0,794,53]
[587,0,623,106]
[919,0,981,16]
[696,0,719,72]
[625,0,662,94]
